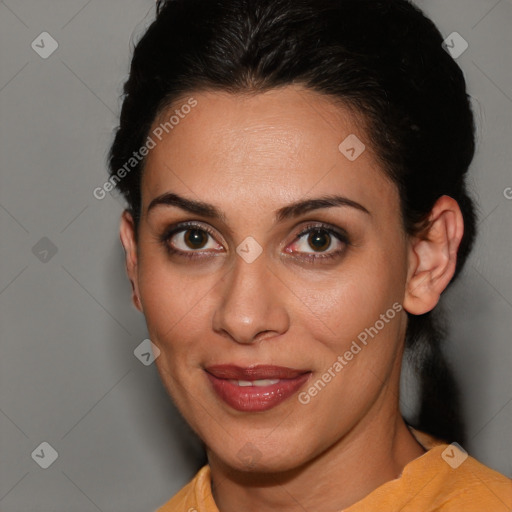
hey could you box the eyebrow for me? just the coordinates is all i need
[147,192,370,222]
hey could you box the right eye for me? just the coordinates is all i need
[160,222,224,259]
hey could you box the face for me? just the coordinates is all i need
[122,85,415,473]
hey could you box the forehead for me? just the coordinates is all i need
[141,86,397,218]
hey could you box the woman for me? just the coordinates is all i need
[108,0,512,510]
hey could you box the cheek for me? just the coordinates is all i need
[137,260,214,405]
[136,249,216,356]
[288,241,406,355]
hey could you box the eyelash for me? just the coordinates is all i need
[159,221,350,263]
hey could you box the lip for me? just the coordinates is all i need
[205,364,309,380]
[205,365,311,412]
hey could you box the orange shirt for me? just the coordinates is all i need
[156,431,512,511]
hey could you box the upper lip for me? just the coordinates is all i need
[205,364,310,380]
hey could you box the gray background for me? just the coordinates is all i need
[0,0,511,511]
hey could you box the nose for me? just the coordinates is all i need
[212,253,290,345]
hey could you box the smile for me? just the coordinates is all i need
[205,365,312,412]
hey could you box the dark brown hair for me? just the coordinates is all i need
[109,0,477,444]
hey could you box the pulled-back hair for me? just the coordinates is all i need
[109,0,477,444]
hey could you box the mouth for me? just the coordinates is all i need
[205,364,312,412]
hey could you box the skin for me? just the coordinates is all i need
[120,85,464,511]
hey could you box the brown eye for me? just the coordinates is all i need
[160,222,224,258]
[307,229,331,252]
[285,223,350,263]
[184,229,209,249]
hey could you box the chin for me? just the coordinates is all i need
[210,436,313,475]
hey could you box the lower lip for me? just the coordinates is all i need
[205,372,311,412]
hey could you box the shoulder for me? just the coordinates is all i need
[395,441,512,511]
[411,428,512,509]
[155,465,215,512]
[432,449,512,511]
[346,435,512,512]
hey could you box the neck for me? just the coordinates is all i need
[208,397,426,512]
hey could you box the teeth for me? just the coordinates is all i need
[236,380,254,387]
[229,379,280,387]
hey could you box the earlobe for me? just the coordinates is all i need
[403,195,464,316]
[119,210,143,312]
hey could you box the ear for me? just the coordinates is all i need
[403,195,464,315]
[119,210,143,312]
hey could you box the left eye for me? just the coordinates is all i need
[287,227,347,256]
